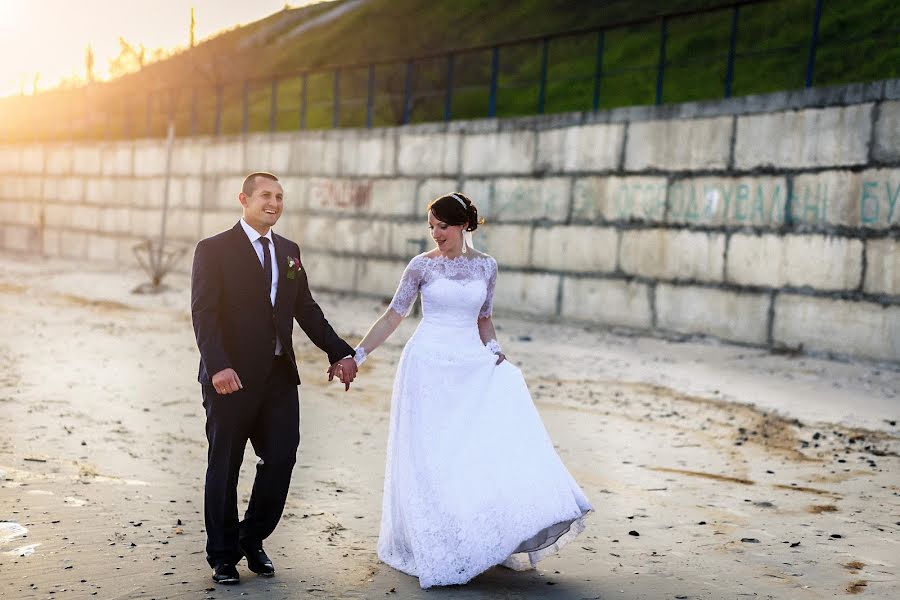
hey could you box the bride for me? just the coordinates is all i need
[349,192,592,588]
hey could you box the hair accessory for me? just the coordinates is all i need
[450,193,467,209]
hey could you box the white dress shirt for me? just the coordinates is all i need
[239,218,282,355]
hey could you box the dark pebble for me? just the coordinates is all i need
[628,530,639,537]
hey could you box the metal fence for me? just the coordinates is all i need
[2,0,898,142]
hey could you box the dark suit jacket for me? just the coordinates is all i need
[191,222,353,390]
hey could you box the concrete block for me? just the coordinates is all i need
[726,233,863,290]
[339,130,395,177]
[356,258,405,297]
[20,146,44,174]
[492,177,570,222]
[353,218,392,256]
[307,178,372,212]
[460,179,493,213]
[170,139,207,175]
[59,230,89,259]
[532,226,618,272]
[461,131,536,175]
[72,145,102,175]
[536,123,624,173]
[390,221,431,257]
[574,176,667,222]
[561,277,652,329]
[279,176,309,211]
[290,133,340,175]
[864,238,900,296]
[619,229,725,282]
[656,284,770,345]
[773,295,900,361]
[85,178,117,205]
[735,104,872,169]
[45,146,73,175]
[244,135,292,175]
[856,168,900,229]
[493,271,560,316]
[303,252,358,294]
[71,205,100,231]
[472,224,532,269]
[873,100,900,162]
[22,177,43,200]
[180,177,203,210]
[98,207,132,235]
[130,209,158,238]
[204,140,244,175]
[368,179,418,216]
[0,201,41,226]
[667,176,788,226]
[213,176,245,210]
[201,211,238,239]
[1,224,35,252]
[100,142,134,176]
[166,210,201,241]
[625,116,732,171]
[42,228,61,257]
[397,132,460,176]
[0,146,21,173]
[44,204,69,228]
[417,178,459,212]
[44,177,84,203]
[86,234,119,263]
[133,142,169,176]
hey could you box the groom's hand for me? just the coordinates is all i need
[212,368,243,395]
[327,358,358,391]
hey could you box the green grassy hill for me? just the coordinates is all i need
[3,0,898,140]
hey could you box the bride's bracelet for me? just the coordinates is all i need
[353,346,368,366]
[485,339,502,355]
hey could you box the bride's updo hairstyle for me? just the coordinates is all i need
[427,192,484,232]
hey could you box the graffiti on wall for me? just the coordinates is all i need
[308,179,372,210]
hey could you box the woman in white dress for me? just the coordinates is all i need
[350,192,592,588]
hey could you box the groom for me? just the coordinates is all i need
[191,172,358,584]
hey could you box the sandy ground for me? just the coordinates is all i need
[0,253,899,600]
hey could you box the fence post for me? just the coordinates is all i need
[593,30,604,111]
[270,77,278,133]
[145,91,153,137]
[655,16,668,105]
[366,64,375,128]
[402,61,414,125]
[537,38,549,114]
[242,80,249,134]
[805,0,824,88]
[214,84,223,136]
[190,87,198,136]
[299,73,308,130]
[444,53,455,122]
[488,46,500,117]
[333,68,341,128]
[724,6,740,98]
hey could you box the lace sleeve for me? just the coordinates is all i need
[388,257,424,317]
[478,258,497,319]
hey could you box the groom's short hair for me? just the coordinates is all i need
[242,172,279,196]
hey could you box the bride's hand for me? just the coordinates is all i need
[495,353,506,365]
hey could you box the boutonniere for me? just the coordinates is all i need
[286,256,302,280]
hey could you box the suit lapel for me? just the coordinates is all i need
[230,222,269,305]
[273,233,290,314]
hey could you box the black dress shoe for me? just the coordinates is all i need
[212,563,240,585]
[241,544,275,576]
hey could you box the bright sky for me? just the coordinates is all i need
[0,0,308,97]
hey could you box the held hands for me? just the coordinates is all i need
[212,368,243,395]
[327,357,358,391]
[494,352,506,365]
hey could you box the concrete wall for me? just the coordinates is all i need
[1,80,898,362]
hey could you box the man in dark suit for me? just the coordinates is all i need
[191,172,358,585]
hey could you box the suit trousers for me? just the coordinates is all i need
[202,355,300,567]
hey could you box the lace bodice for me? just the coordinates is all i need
[389,254,497,321]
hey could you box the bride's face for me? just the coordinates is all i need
[428,211,464,254]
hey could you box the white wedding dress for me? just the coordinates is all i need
[376,253,592,588]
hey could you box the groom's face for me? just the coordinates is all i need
[240,177,284,233]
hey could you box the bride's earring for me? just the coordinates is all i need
[461,230,467,254]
